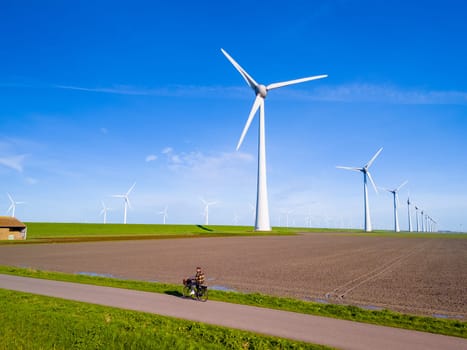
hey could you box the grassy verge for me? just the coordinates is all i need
[0,265,464,338]
[18,222,467,240]
[0,289,330,350]
[15,222,300,242]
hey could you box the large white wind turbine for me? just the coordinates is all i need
[201,198,217,226]
[158,206,168,224]
[337,147,383,232]
[112,182,136,224]
[7,193,25,218]
[99,201,111,224]
[382,180,408,232]
[221,48,327,231]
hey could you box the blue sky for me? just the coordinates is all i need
[1,1,466,231]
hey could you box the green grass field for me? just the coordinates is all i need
[0,288,330,350]
[1,266,464,339]
[23,222,292,240]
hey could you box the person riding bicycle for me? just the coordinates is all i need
[190,266,205,295]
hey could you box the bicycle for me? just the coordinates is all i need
[182,278,208,302]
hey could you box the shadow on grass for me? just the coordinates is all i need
[196,225,214,232]
[165,290,183,297]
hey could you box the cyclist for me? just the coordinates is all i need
[190,266,205,295]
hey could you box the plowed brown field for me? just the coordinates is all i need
[0,233,465,318]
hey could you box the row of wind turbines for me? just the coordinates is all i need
[337,147,437,232]
[99,182,216,225]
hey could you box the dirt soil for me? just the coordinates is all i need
[0,233,465,318]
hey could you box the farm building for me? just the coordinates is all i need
[0,216,27,240]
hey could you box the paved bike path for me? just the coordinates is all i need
[0,274,465,350]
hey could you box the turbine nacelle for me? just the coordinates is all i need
[256,84,268,98]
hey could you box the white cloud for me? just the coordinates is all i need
[25,177,38,185]
[280,83,467,105]
[161,147,173,154]
[164,149,254,175]
[0,154,27,172]
[145,154,158,162]
[53,84,247,99]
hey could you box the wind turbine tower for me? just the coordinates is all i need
[7,193,25,218]
[337,147,383,232]
[407,196,413,232]
[284,209,294,228]
[112,182,136,224]
[383,180,408,232]
[221,48,327,231]
[158,206,168,224]
[100,201,111,224]
[415,205,419,232]
[201,198,216,226]
[420,210,425,232]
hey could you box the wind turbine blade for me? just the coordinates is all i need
[127,182,136,195]
[366,147,383,168]
[126,197,132,209]
[7,193,13,203]
[200,197,207,205]
[236,95,262,150]
[336,166,362,172]
[220,48,258,89]
[367,171,378,194]
[7,204,14,213]
[112,195,125,198]
[397,180,408,192]
[266,75,328,90]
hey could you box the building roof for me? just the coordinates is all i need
[0,216,26,228]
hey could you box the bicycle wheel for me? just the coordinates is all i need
[197,287,208,302]
[182,285,192,298]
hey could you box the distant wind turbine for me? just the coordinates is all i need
[158,206,168,224]
[99,201,111,224]
[248,203,256,221]
[407,196,413,232]
[382,180,408,232]
[221,48,327,231]
[284,209,294,228]
[420,210,425,232]
[414,205,420,232]
[201,198,217,226]
[112,182,136,224]
[233,212,239,225]
[337,147,383,232]
[7,193,25,218]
